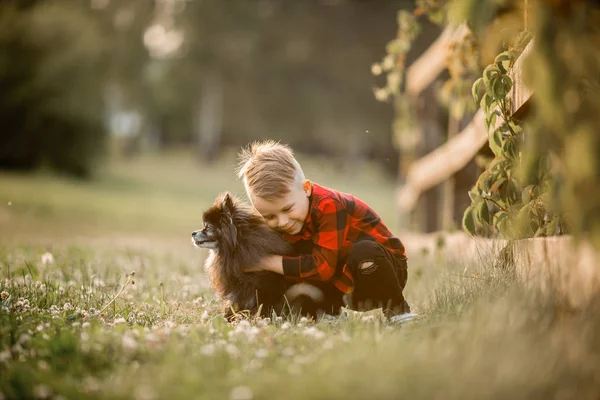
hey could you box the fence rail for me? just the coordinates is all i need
[398,37,535,212]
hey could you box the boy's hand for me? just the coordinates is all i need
[242,255,283,274]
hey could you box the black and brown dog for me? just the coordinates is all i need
[192,192,324,319]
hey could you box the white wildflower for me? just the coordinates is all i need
[229,385,253,400]
[40,252,54,266]
[135,384,157,400]
[303,326,325,340]
[225,344,239,358]
[382,54,395,70]
[237,320,251,330]
[93,278,105,287]
[83,376,101,394]
[82,322,90,329]
[0,349,11,363]
[374,88,390,102]
[33,384,52,399]
[62,303,73,311]
[200,343,216,356]
[113,317,127,325]
[18,333,31,344]
[193,297,203,306]
[282,347,294,357]
[256,318,269,327]
[255,348,269,359]
[280,322,291,330]
[165,320,177,329]
[1,291,9,301]
[371,63,383,76]
[200,309,210,323]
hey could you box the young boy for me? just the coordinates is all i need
[237,140,410,317]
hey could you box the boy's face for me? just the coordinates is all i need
[251,180,311,235]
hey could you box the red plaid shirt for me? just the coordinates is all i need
[281,183,407,294]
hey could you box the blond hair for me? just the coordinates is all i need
[237,140,305,200]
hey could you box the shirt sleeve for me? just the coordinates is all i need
[281,197,347,282]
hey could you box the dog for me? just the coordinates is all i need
[192,192,324,319]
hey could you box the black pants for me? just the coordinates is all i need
[345,240,409,315]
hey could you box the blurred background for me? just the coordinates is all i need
[0,0,444,176]
[0,0,445,241]
[2,0,598,248]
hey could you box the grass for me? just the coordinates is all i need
[1,149,599,399]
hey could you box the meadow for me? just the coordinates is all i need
[1,150,599,400]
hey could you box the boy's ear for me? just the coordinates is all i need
[303,180,312,197]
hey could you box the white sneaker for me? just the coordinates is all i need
[389,312,419,325]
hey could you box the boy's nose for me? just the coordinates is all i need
[277,216,288,228]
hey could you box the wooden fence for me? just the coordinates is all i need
[398,24,534,218]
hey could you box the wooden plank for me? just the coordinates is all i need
[405,24,469,96]
[400,231,600,308]
[397,39,535,212]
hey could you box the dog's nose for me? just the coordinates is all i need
[191,230,198,237]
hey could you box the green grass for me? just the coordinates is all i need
[1,149,599,399]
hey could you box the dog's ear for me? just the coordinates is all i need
[222,193,235,213]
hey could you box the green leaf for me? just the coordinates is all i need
[476,199,491,224]
[493,210,509,235]
[489,129,503,157]
[483,64,500,84]
[485,110,498,131]
[490,177,507,196]
[492,75,510,99]
[480,93,494,114]
[515,203,535,238]
[462,205,477,235]
[502,138,518,160]
[468,187,481,202]
[472,77,484,104]
[521,185,535,204]
[508,120,522,134]
[494,51,515,74]
[501,75,513,94]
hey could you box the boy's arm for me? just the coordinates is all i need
[280,198,346,282]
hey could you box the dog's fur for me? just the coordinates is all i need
[192,192,323,318]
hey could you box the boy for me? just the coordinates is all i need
[237,140,410,317]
